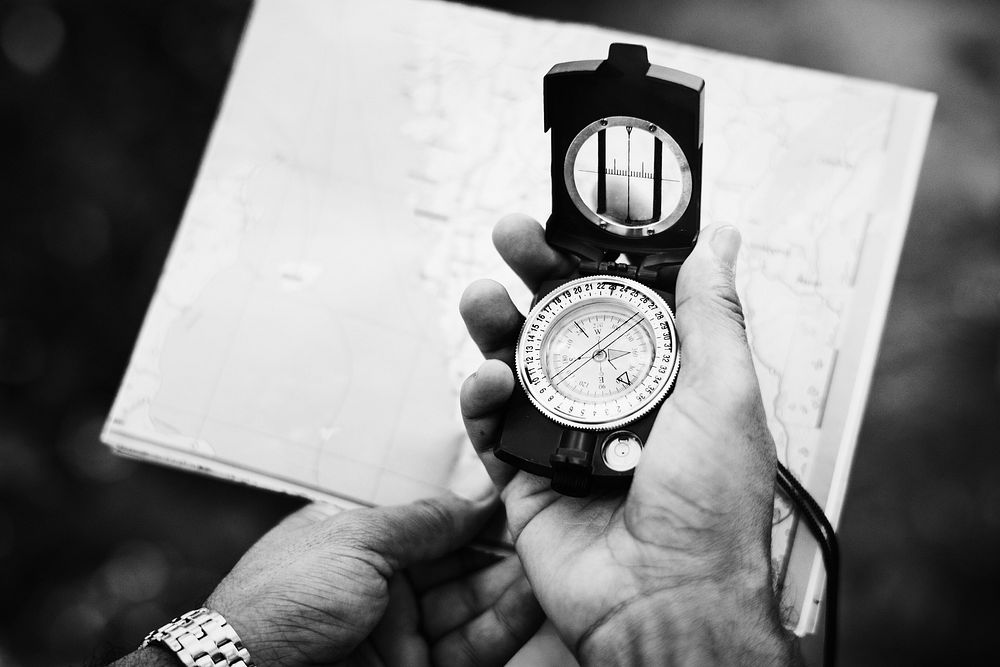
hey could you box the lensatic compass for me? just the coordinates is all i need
[498,43,704,496]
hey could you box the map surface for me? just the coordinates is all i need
[103,0,935,638]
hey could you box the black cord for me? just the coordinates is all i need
[776,461,839,667]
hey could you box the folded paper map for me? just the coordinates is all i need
[102,0,935,641]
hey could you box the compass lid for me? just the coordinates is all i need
[543,44,704,272]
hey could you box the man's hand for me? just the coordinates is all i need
[196,491,543,666]
[459,214,798,666]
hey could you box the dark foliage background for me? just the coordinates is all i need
[1,1,998,665]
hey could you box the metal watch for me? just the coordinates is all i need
[140,608,255,667]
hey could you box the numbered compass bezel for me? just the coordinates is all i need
[563,115,693,238]
[515,275,680,431]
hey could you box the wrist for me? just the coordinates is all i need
[576,579,800,667]
[199,601,285,665]
[109,645,184,667]
[136,607,257,667]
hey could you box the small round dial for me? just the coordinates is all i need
[564,115,692,238]
[516,275,680,430]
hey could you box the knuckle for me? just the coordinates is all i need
[493,585,533,642]
[334,511,388,550]
[413,497,458,535]
[433,629,483,667]
[713,285,747,332]
[693,272,747,334]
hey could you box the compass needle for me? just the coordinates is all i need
[607,348,630,362]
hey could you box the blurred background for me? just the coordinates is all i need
[1,0,998,664]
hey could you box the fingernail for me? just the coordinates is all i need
[711,225,741,268]
[309,502,344,518]
[295,502,343,525]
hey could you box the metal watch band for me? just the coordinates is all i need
[140,608,256,667]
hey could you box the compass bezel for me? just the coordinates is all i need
[515,275,680,431]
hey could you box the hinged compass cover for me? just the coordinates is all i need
[544,43,704,269]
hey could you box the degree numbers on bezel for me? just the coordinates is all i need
[516,275,679,430]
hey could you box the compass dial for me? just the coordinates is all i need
[516,275,680,430]
[564,115,692,238]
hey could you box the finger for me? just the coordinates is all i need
[429,562,544,666]
[408,547,503,593]
[493,213,577,293]
[368,573,430,667]
[671,225,759,398]
[460,359,519,487]
[343,492,499,572]
[419,554,524,639]
[459,279,523,364]
[633,225,776,503]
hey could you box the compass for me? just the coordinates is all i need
[498,43,703,496]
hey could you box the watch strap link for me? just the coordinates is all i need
[141,608,255,667]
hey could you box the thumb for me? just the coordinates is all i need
[672,224,755,395]
[630,225,774,516]
[347,491,499,571]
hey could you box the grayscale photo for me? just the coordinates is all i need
[1,1,996,665]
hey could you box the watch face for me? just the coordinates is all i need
[564,115,692,237]
[516,275,679,430]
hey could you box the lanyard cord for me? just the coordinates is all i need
[776,461,839,667]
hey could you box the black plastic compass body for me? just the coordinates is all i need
[497,43,704,496]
